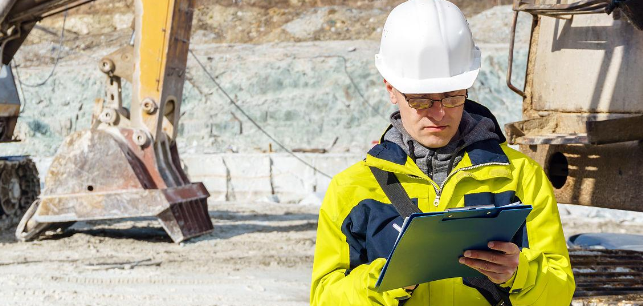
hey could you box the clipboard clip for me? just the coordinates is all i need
[445,205,496,212]
[442,205,500,221]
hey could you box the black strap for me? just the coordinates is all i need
[369,167,421,218]
[463,277,512,306]
[369,166,512,306]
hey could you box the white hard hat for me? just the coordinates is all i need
[375,0,481,94]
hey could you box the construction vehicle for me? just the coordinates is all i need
[505,0,643,301]
[1,0,213,242]
[0,4,41,233]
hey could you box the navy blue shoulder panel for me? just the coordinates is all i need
[341,198,417,273]
[464,191,520,208]
[465,139,509,166]
[367,141,408,165]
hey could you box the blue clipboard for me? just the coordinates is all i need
[375,203,532,292]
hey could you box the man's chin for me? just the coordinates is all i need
[412,130,448,146]
[416,137,450,149]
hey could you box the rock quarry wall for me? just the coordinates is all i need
[4,4,532,202]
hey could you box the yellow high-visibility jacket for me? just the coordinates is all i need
[310,134,575,305]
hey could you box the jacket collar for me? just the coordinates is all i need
[373,126,509,165]
[365,140,426,178]
[366,132,511,180]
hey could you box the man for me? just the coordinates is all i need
[310,0,575,305]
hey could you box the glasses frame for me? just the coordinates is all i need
[401,91,468,110]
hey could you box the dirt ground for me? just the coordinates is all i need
[0,201,317,306]
[1,201,643,305]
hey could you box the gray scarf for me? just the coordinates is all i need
[382,110,499,186]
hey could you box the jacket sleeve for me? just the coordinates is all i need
[506,160,576,305]
[310,179,410,306]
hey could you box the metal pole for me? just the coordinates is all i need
[506,11,526,98]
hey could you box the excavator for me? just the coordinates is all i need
[0,67,39,232]
[1,0,213,243]
[505,0,643,300]
[0,0,42,234]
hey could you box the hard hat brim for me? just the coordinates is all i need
[375,53,481,94]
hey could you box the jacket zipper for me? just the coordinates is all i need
[429,162,510,207]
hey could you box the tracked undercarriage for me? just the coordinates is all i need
[0,157,40,231]
[570,248,643,304]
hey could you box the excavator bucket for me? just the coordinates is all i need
[16,128,213,243]
[11,0,212,242]
[619,0,643,30]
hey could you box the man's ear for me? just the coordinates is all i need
[384,79,398,105]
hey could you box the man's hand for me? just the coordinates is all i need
[459,241,520,284]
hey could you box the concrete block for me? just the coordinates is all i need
[222,154,272,201]
[271,154,316,203]
[181,155,227,201]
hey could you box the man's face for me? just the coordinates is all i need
[385,81,465,149]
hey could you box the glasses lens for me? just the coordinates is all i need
[442,96,466,108]
[408,99,433,109]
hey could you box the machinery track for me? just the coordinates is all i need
[0,157,40,231]
[571,248,643,305]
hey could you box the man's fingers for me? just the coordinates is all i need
[459,258,515,284]
[463,249,519,267]
[461,243,520,285]
[459,257,514,275]
[488,241,520,255]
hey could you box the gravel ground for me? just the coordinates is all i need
[1,201,643,305]
[0,201,317,306]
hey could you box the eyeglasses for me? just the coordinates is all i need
[400,91,468,110]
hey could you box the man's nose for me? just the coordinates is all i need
[421,101,445,121]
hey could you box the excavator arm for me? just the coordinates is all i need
[2,0,213,242]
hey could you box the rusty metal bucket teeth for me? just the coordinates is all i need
[16,128,213,243]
